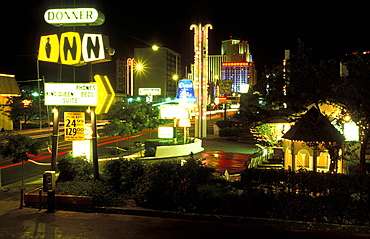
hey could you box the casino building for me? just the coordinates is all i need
[217,38,257,95]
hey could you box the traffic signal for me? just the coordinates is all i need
[43,171,56,192]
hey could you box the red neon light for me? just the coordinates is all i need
[222,62,250,67]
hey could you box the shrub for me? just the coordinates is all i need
[57,154,93,182]
[144,147,156,157]
[103,158,148,194]
[238,169,370,223]
[133,158,215,211]
[56,180,124,207]
[196,179,240,214]
[219,128,238,137]
[216,120,235,128]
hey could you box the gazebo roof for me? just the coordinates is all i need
[282,107,344,143]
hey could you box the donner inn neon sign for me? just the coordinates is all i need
[38,8,112,66]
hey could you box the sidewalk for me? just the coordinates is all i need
[0,174,43,216]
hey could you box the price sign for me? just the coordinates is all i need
[64,112,85,141]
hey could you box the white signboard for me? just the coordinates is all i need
[138,88,161,95]
[158,127,175,138]
[160,105,188,119]
[44,83,98,106]
[44,8,105,26]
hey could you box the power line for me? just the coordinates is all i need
[105,24,152,47]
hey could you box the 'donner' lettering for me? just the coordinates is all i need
[47,10,94,21]
[44,8,105,26]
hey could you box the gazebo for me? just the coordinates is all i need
[282,106,345,173]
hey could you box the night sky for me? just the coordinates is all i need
[1,1,369,81]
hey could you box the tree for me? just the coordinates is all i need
[103,101,166,139]
[332,53,370,172]
[0,133,44,188]
[237,40,339,126]
[3,85,46,129]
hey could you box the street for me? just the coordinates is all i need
[0,128,155,186]
[0,111,238,187]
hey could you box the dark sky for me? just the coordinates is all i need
[1,1,369,81]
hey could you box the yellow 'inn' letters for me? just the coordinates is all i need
[38,32,112,66]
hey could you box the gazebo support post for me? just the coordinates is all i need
[312,148,318,172]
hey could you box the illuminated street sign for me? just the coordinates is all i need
[44,8,105,26]
[176,79,197,103]
[64,112,85,141]
[94,75,115,114]
[160,105,189,119]
[44,83,97,106]
[38,32,112,66]
[138,88,161,95]
[158,127,176,138]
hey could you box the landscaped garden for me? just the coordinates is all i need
[43,154,370,226]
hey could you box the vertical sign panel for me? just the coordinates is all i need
[64,112,85,141]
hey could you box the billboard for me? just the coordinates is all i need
[176,79,197,103]
[44,83,97,106]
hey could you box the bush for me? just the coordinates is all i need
[219,128,238,137]
[103,158,148,194]
[238,169,370,224]
[56,180,124,207]
[216,120,235,129]
[144,147,156,157]
[196,180,240,214]
[133,158,215,211]
[57,154,93,182]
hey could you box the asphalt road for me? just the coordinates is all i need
[0,111,238,187]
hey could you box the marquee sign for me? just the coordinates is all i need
[222,62,250,67]
[38,32,112,66]
[64,112,85,141]
[44,8,105,26]
[44,83,98,106]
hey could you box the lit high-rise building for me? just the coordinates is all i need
[219,38,257,94]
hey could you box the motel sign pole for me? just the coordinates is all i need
[39,6,111,212]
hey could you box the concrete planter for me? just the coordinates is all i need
[24,189,93,210]
[155,138,204,158]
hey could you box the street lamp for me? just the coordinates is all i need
[152,45,179,77]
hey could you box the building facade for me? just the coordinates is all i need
[133,47,181,98]
[218,38,257,95]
